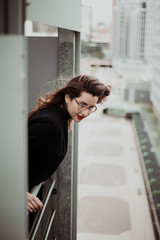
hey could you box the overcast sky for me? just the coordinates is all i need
[81,0,113,27]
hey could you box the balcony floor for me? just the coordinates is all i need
[77,109,155,240]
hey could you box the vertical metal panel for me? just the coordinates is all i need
[71,123,79,240]
[71,31,80,240]
[75,32,81,76]
[26,0,81,32]
[0,36,28,240]
[28,37,58,111]
[0,0,25,34]
[7,0,25,34]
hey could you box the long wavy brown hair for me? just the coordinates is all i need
[28,74,111,119]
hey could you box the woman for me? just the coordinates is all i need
[27,74,111,212]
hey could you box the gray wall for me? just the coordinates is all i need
[28,37,58,110]
[0,36,28,240]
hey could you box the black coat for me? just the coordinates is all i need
[28,105,69,190]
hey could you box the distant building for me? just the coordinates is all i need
[113,0,154,76]
[150,0,160,118]
[112,0,155,104]
[144,0,155,61]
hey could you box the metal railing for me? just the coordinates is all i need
[132,112,160,239]
[28,174,57,240]
[103,107,160,239]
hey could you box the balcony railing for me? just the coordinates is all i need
[28,174,57,240]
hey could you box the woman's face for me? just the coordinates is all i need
[65,91,98,122]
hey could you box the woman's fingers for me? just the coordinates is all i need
[33,196,44,209]
[27,192,44,213]
[27,203,34,213]
[27,200,37,213]
[29,201,37,212]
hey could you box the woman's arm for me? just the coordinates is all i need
[28,120,58,189]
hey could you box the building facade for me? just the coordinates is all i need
[112,0,155,104]
[150,0,160,118]
[113,0,154,76]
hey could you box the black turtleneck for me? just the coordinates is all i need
[28,105,70,190]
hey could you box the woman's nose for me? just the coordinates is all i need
[81,108,90,116]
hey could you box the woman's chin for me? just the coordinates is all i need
[73,116,82,122]
[74,119,81,123]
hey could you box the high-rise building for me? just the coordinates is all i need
[113,0,154,76]
[150,0,160,117]
[144,0,155,61]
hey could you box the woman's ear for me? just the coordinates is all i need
[65,94,70,105]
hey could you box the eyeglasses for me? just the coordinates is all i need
[74,98,97,113]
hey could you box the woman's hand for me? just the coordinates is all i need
[26,192,44,213]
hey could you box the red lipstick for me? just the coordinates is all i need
[77,115,84,120]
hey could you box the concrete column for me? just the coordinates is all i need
[57,28,75,80]
[57,28,76,240]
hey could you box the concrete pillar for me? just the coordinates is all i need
[57,28,77,240]
[57,28,75,80]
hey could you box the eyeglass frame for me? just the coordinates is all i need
[74,98,97,113]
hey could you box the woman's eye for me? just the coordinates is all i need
[80,104,86,108]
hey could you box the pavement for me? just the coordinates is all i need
[77,109,155,240]
[76,64,155,240]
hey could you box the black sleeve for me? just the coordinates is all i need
[28,119,60,190]
[29,119,58,148]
